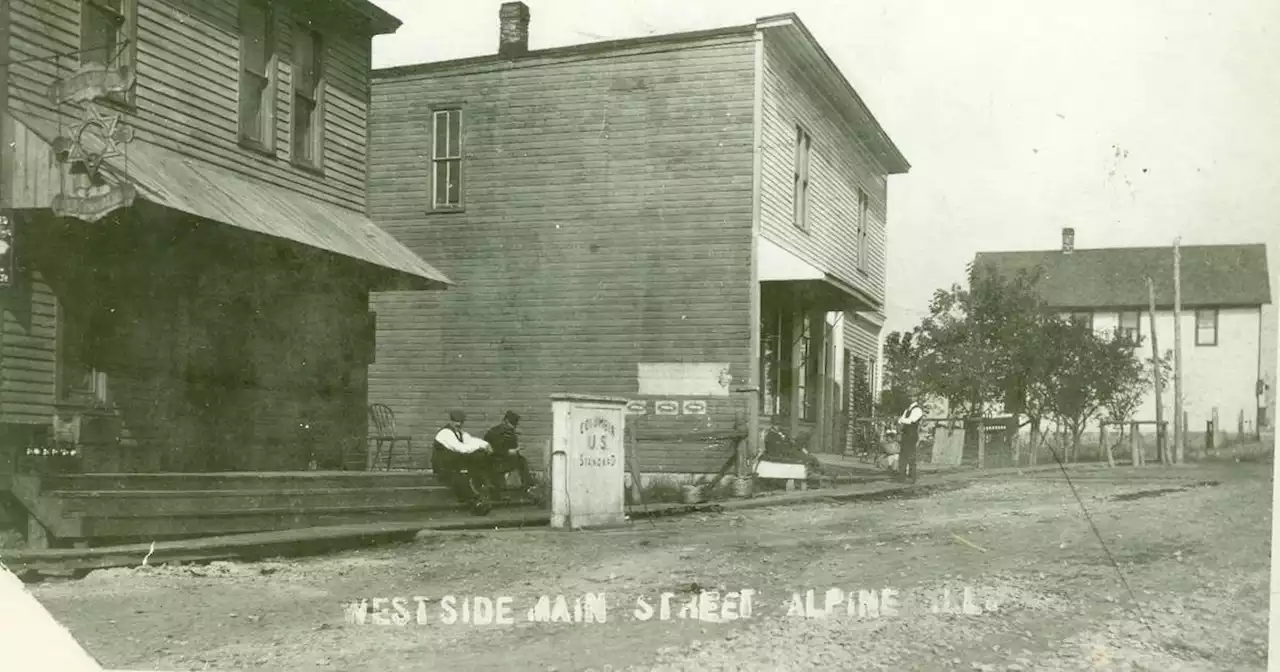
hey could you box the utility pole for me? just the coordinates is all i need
[1172,238,1184,464]
[1146,277,1164,465]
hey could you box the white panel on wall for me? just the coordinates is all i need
[637,363,732,398]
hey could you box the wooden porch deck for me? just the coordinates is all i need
[8,470,530,549]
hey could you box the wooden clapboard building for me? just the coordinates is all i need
[0,0,458,547]
[368,5,909,475]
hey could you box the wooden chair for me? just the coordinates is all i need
[368,403,412,470]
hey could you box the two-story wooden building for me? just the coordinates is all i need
[368,5,909,476]
[0,0,455,546]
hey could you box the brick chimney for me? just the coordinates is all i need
[1062,227,1075,254]
[498,2,530,59]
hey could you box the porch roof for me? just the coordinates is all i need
[10,111,452,291]
[757,237,880,312]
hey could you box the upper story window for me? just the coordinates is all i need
[431,108,463,210]
[239,0,277,152]
[1068,311,1093,330]
[855,188,869,271]
[80,0,137,103]
[793,125,811,231]
[1118,310,1141,341]
[292,26,325,170]
[1195,308,1218,346]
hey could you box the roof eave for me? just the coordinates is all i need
[373,23,756,79]
[756,14,911,176]
[351,0,402,35]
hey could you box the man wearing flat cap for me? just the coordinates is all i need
[484,411,535,499]
[431,410,495,515]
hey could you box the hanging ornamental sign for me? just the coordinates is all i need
[48,64,138,223]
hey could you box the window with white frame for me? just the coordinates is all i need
[793,125,811,231]
[239,0,276,150]
[856,188,869,271]
[292,26,324,168]
[1118,310,1141,341]
[1195,308,1218,346]
[431,108,463,210]
[1069,311,1093,330]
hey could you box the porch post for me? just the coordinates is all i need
[789,306,804,441]
[813,310,827,452]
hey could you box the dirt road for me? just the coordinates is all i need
[31,463,1271,671]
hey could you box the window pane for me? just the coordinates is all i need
[293,94,313,161]
[433,161,448,206]
[447,110,461,158]
[241,2,268,74]
[1195,310,1214,329]
[82,4,119,66]
[433,113,447,160]
[240,72,265,141]
[449,159,462,205]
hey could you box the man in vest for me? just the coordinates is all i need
[897,401,925,482]
[431,410,495,515]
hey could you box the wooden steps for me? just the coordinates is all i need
[53,485,450,515]
[10,471,531,548]
[39,471,433,491]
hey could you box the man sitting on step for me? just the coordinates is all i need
[484,411,535,500]
[431,410,496,515]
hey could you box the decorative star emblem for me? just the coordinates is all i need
[62,103,134,178]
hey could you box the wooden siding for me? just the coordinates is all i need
[6,0,374,213]
[0,273,57,424]
[841,311,880,451]
[758,32,889,307]
[369,35,758,473]
[19,208,372,472]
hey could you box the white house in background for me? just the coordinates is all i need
[975,229,1273,439]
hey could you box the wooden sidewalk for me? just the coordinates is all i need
[2,461,1230,579]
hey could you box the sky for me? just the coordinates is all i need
[368,0,1280,335]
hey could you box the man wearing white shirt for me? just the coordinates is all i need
[431,410,495,515]
[897,401,924,482]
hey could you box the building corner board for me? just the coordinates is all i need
[744,28,766,475]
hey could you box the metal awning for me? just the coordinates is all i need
[757,237,879,312]
[9,111,451,291]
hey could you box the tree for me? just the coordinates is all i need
[912,263,1049,419]
[878,329,925,418]
[1100,347,1172,458]
[1028,319,1154,463]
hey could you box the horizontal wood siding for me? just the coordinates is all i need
[0,274,57,424]
[369,36,757,473]
[23,211,371,472]
[6,0,373,213]
[758,33,889,306]
[842,312,880,451]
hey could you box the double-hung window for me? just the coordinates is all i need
[1195,309,1218,346]
[292,27,324,169]
[856,188,869,271]
[793,125,811,230]
[1118,311,1141,341]
[431,108,463,210]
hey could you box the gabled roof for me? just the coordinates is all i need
[373,14,908,174]
[973,244,1271,310]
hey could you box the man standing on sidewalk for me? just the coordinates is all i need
[897,401,925,482]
